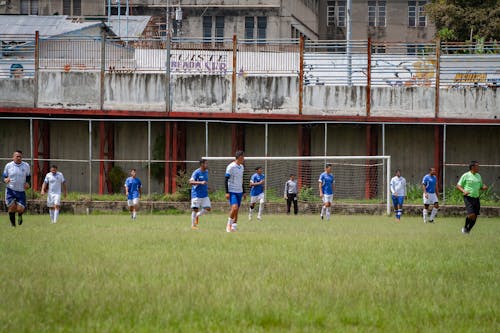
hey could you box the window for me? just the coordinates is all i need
[407,44,427,55]
[73,0,81,16]
[408,1,427,27]
[202,16,212,41]
[368,0,386,27]
[257,16,267,41]
[63,0,71,15]
[327,1,346,27]
[245,17,254,40]
[21,0,38,15]
[372,45,386,54]
[215,16,224,42]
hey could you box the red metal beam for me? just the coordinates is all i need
[366,38,372,117]
[434,125,444,191]
[98,121,105,194]
[2,107,499,124]
[164,122,172,194]
[297,124,311,190]
[171,122,179,192]
[364,125,378,200]
[32,120,40,192]
[231,124,245,155]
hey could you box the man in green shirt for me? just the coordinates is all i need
[456,161,488,234]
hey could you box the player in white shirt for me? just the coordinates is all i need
[3,150,31,227]
[41,165,67,224]
[225,150,246,232]
[390,169,407,222]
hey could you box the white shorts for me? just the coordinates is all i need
[423,193,438,205]
[47,193,61,207]
[250,193,265,204]
[191,197,211,210]
[322,194,333,204]
[127,198,140,207]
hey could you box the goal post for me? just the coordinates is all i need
[202,155,392,215]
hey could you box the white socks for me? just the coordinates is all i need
[430,208,438,221]
[258,203,263,219]
[325,207,331,220]
[196,209,207,218]
[54,209,59,223]
[423,209,428,222]
[191,211,196,226]
[49,210,54,223]
[321,206,326,217]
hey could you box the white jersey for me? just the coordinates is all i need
[390,176,407,196]
[44,171,66,195]
[225,161,244,193]
[3,161,30,192]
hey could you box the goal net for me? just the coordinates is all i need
[200,156,391,214]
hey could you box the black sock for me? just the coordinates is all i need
[464,217,471,231]
[469,218,477,231]
[9,212,16,226]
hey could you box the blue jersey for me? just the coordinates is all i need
[422,174,437,194]
[125,177,142,200]
[318,172,335,195]
[190,168,209,198]
[250,173,265,196]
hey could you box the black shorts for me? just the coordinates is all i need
[464,196,480,216]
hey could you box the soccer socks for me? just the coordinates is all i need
[395,209,402,220]
[257,203,263,219]
[430,208,438,221]
[191,211,197,226]
[468,218,477,231]
[9,212,16,227]
[49,210,55,223]
[325,207,331,220]
[226,218,233,232]
[249,207,253,219]
[54,209,60,223]
[132,210,137,220]
[422,209,428,223]
[321,206,326,218]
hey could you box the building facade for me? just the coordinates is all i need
[0,0,104,16]
[318,0,435,43]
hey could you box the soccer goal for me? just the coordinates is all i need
[202,155,392,214]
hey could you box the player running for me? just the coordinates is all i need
[422,167,439,223]
[124,169,142,220]
[249,166,265,221]
[225,150,246,232]
[189,159,211,230]
[41,165,67,224]
[3,150,31,227]
[318,164,335,221]
[390,169,407,222]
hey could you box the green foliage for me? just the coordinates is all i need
[107,165,127,193]
[1,214,500,332]
[298,186,317,202]
[175,169,192,201]
[426,0,500,42]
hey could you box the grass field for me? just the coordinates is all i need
[1,213,499,332]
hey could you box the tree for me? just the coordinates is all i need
[426,0,500,42]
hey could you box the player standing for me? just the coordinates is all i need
[189,159,211,230]
[421,167,439,223]
[284,174,298,215]
[456,161,488,234]
[390,169,407,222]
[41,165,67,224]
[124,169,142,220]
[249,166,265,221]
[318,164,335,220]
[225,151,246,232]
[3,150,30,227]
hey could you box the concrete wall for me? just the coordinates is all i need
[173,75,232,113]
[303,86,366,116]
[38,72,100,109]
[370,87,435,118]
[0,78,34,107]
[440,88,499,120]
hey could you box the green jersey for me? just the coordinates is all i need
[457,171,483,198]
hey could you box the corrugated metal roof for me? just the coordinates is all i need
[0,15,101,37]
[106,16,151,39]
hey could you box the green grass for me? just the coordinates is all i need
[1,213,499,332]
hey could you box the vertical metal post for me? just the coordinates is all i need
[366,38,372,117]
[172,122,178,191]
[231,35,237,113]
[264,123,268,196]
[29,119,34,199]
[164,122,171,194]
[435,38,441,118]
[298,36,305,115]
[324,123,328,156]
[442,124,447,204]
[148,121,152,212]
[98,121,105,194]
[382,123,386,205]
[34,31,39,108]
[89,120,92,199]
[32,120,39,192]
[386,156,391,215]
[205,121,209,157]
[346,0,352,86]
[100,30,106,110]
[166,33,171,112]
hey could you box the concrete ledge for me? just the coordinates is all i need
[3,200,499,217]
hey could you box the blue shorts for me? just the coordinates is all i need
[392,195,404,208]
[5,188,26,208]
[228,192,243,207]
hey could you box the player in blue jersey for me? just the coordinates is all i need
[225,151,246,232]
[3,150,31,227]
[124,169,142,220]
[318,164,335,221]
[421,167,439,223]
[189,159,211,230]
[249,166,265,221]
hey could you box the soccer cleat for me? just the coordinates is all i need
[191,225,199,230]
[231,223,238,232]
[429,220,434,223]
[257,216,262,221]
[226,224,232,233]
[461,227,469,234]
[248,214,252,221]
[320,215,324,220]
